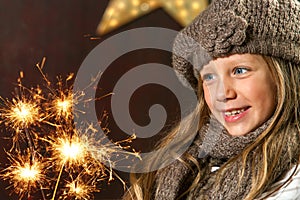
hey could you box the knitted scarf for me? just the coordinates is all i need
[153,117,300,200]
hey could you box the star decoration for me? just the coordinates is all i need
[97,0,209,35]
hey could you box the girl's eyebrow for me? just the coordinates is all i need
[201,63,216,71]
[200,67,214,75]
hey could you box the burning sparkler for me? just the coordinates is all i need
[0,58,139,199]
[0,90,42,149]
[54,96,72,119]
[0,71,43,130]
[1,151,47,199]
[52,133,87,166]
[48,132,90,200]
[66,180,96,200]
[63,172,99,200]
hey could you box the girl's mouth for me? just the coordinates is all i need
[223,107,250,122]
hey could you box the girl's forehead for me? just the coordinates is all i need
[201,54,265,70]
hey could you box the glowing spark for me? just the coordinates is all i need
[2,99,40,129]
[71,184,83,194]
[14,103,30,120]
[61,141,83,160]
[16,162,40,182]
[52,94,73,119]
[1,153,46,199]
[56,99,71,114]
[66,181,96,200]
[53,135,87,166]
[0,64,140,199]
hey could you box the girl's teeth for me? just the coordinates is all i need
[225,108,245,116]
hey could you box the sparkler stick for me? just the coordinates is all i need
[51,162,65,200]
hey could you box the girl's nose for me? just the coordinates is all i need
[216,77,237,102]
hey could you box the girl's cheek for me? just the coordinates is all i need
[203,86,213,110]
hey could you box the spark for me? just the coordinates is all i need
[49,91,75,121]
[51,133,88,167]
[0,92,43,151]
[55,98,72,117]
[1,97,40,131]
[1,152,46,199]
[49,132,96,200]
[15,163,40,182]
[58,137,85,163]
[78,124,141,182]
[0,61,140,199]
[56,99,70,113]
[65,179,98,200]
[13,102,35,123]
[0,70,43,133]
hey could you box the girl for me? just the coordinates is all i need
[124,0,300,199]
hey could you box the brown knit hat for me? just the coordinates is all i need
[173,0,300,91]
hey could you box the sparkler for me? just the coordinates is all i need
[54,97,72,119]
[63,170,100,200]
[0,58,139,199]
[66,180,97,200]
[0,88,42,150]
[1,151,47,199]
[48,131,90,200]
[9,100,39,128]
[1,71,43,129]
[46,74,77,122]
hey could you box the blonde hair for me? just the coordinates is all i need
[241,56,300,199]
[123,56,300,200]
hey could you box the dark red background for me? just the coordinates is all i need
[0,0,190,199]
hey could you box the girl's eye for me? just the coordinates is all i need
[233,67,248,75]
[202,73,215,81]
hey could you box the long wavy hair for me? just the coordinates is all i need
[123,56,300,200]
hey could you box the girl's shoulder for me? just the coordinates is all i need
[258,165,300,200]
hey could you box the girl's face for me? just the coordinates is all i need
[200,54,277,136]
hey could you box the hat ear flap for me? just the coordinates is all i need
[172,54,198,91]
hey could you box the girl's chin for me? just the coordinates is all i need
[225,125,251,136]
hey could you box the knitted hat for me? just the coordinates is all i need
[172,0,300,91]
